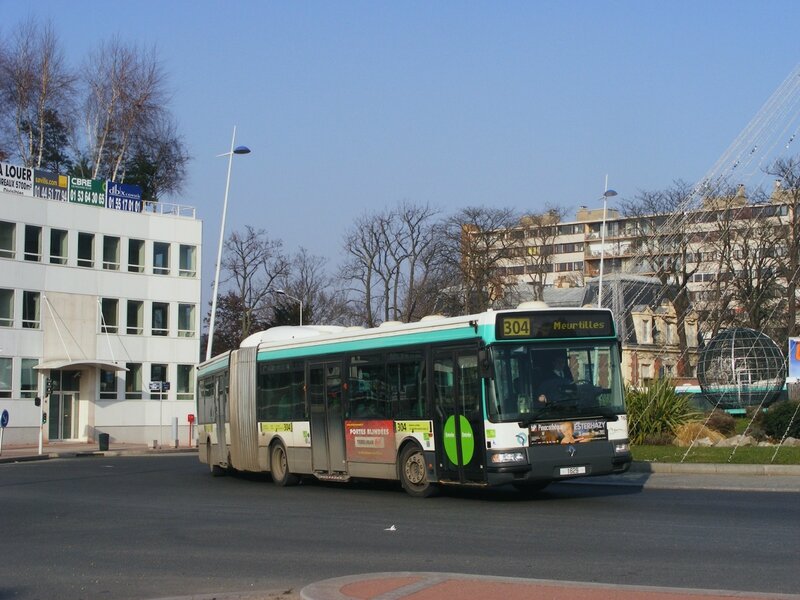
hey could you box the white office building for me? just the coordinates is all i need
[0,169,202,448]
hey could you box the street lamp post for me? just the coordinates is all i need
[206,127,250,361]
[275,289,303,326]
[597,184,618,308]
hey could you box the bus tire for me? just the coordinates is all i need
[399,444,436,498]
[271,442,300,487]
[208,440,225,477]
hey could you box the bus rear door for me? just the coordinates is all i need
[213,372,228,467]
[309,361,347,477]
[433,348,486,485]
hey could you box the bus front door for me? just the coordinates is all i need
[309,362,347,476]
[433,349,486,485]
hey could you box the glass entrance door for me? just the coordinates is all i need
[47,370,80,440]
[48,393,74,440]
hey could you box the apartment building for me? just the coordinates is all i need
[0,163,202,447]
[497,186,795,384]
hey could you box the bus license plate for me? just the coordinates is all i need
[559,466,586,476]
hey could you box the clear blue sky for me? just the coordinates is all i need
[3,0,800,308]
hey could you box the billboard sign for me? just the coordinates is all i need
[33,169,68,202]
[68,176,106,206]
[789,338,800,379]
[106,181,143,212]
[0,161,34,197]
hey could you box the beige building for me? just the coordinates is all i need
[497,184,794,384]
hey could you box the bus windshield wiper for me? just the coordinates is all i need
[517,403,569,426]
[518,404,619,427]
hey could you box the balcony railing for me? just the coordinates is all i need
[142,201,196,219]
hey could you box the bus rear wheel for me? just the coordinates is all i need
[399,444,436,497]
[271,442,300,487]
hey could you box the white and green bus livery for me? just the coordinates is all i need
[197,304,631,496]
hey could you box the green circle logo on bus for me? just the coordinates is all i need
[443,415,475,466]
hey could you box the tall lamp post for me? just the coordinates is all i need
[206,127,250,361]
[597,185,618,308]
[275,289,303,326]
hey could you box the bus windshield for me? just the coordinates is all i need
[488,343,625,423]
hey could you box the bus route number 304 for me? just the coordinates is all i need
[502,317,531,337]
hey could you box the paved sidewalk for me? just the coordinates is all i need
[299,572,800,600]
[0,440,196,462]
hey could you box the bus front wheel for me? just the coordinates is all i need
[399,444,436,497]
[271,442,300,487]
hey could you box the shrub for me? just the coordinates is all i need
[640,431,675,446]
[756,401,800,440]
[673,422,725,447]
[625,378,699,445]
[705,409,736,436]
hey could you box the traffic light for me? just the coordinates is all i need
[45,378,53,396]
[34,396,41,407]
[42,412,47,424]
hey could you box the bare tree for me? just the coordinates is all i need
[0,18,76,168]
[766,157,800,342]
[217,226,290,343]
[82,38,168,181]
[620,181,699,377]
[341,212,385,327]
[441,206,519,313]
[341,203,449,325]
[519,207,565,301]
[393,202,444,321]
[273,247,351,326]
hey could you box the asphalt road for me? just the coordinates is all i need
[0,454,798,600]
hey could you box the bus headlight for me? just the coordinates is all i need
[614,442,630,454]
[490,451,528,465]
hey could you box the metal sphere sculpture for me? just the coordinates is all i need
[697,328,785,409]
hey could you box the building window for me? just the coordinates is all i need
[100,370,118,400]
[152,302,169,336]
[0,221,15,259]
[24,225,42,262]
[21,358,38,398]
[103,236,121,270]
[0,357,11,398]
[179,245,196,277]
[177,364,194,400]
[101,298,119,333]
[78,232,94,268]
[178,304,196,337]
[50,229,68,264]
[0,289,13,327]
[151,363,168,400]
[22,291,41,329]
[640,363,653,387]
[128,239,144,273]
[125,363,142,399]
[126,300,144,335]
[153,242,170,275]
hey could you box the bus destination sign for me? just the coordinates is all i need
[496,311,614,340]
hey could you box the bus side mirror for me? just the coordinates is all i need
[478,349,494,379]
[34,397,41,407]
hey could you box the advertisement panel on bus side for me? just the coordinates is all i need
[345,420,395,462]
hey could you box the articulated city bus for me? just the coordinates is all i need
[196,303,631,496]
